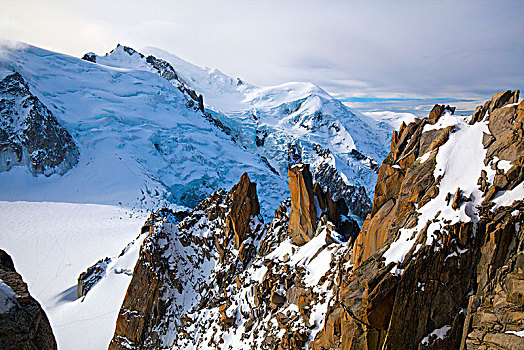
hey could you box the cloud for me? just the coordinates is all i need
[1,0,522,115]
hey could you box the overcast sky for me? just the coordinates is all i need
[1,0,522,115]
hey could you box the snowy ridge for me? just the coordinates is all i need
[383,112,492,267]
[0,41,393,218]
[0,42,286,216]
[383,107,523,271]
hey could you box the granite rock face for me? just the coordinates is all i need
[288,164,318,245]
[288,163,359,246]
[350,104,454,269]
[0,249,57,349]
[313,91,524,350]
[109,173,264,349]
[0,72,79,176]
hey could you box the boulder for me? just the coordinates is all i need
[81,52,96,63]
[489,89,519,114]
[77,257,111,298]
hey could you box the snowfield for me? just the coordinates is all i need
[0,201,146,349]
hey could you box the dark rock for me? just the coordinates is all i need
[314,160,372,220]
[81,52,96,63]
[0,72,79,175]
[270,290,286,308]
[489,90,519,114]
[428,104,455,124]
[77,257,111,298]
[0,249,57,349]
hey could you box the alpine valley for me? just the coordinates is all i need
[0,41,522,350]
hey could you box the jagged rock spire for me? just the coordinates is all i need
[288,164,318,245]
[288,163,358,246]
[226,172,260,249]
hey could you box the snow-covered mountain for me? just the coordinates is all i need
[0,42,393,219]
[0,41,396,349]
[142,47,394,218]
[0,39,521,350]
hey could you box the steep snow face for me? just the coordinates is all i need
[383,112,492,267]
[382,104,524,272]
[0,42,284,349]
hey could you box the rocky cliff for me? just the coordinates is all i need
[314,90,524,349]
[109,167,357,349]
[0,72,79,176]
[105,90,523,350]
[0,249,57,349]
[109,173,264,349]
[288,163,358,246]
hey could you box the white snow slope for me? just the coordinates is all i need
[0,41,396,349]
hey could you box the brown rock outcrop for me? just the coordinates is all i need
[288,163,359,246]
[314,91,524,350]
[464,202,524,349]
[351,104,453,268]
[109,173,264,349]
[288,164,318,245]
[225,172,260,249]
[0,249,57,349]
